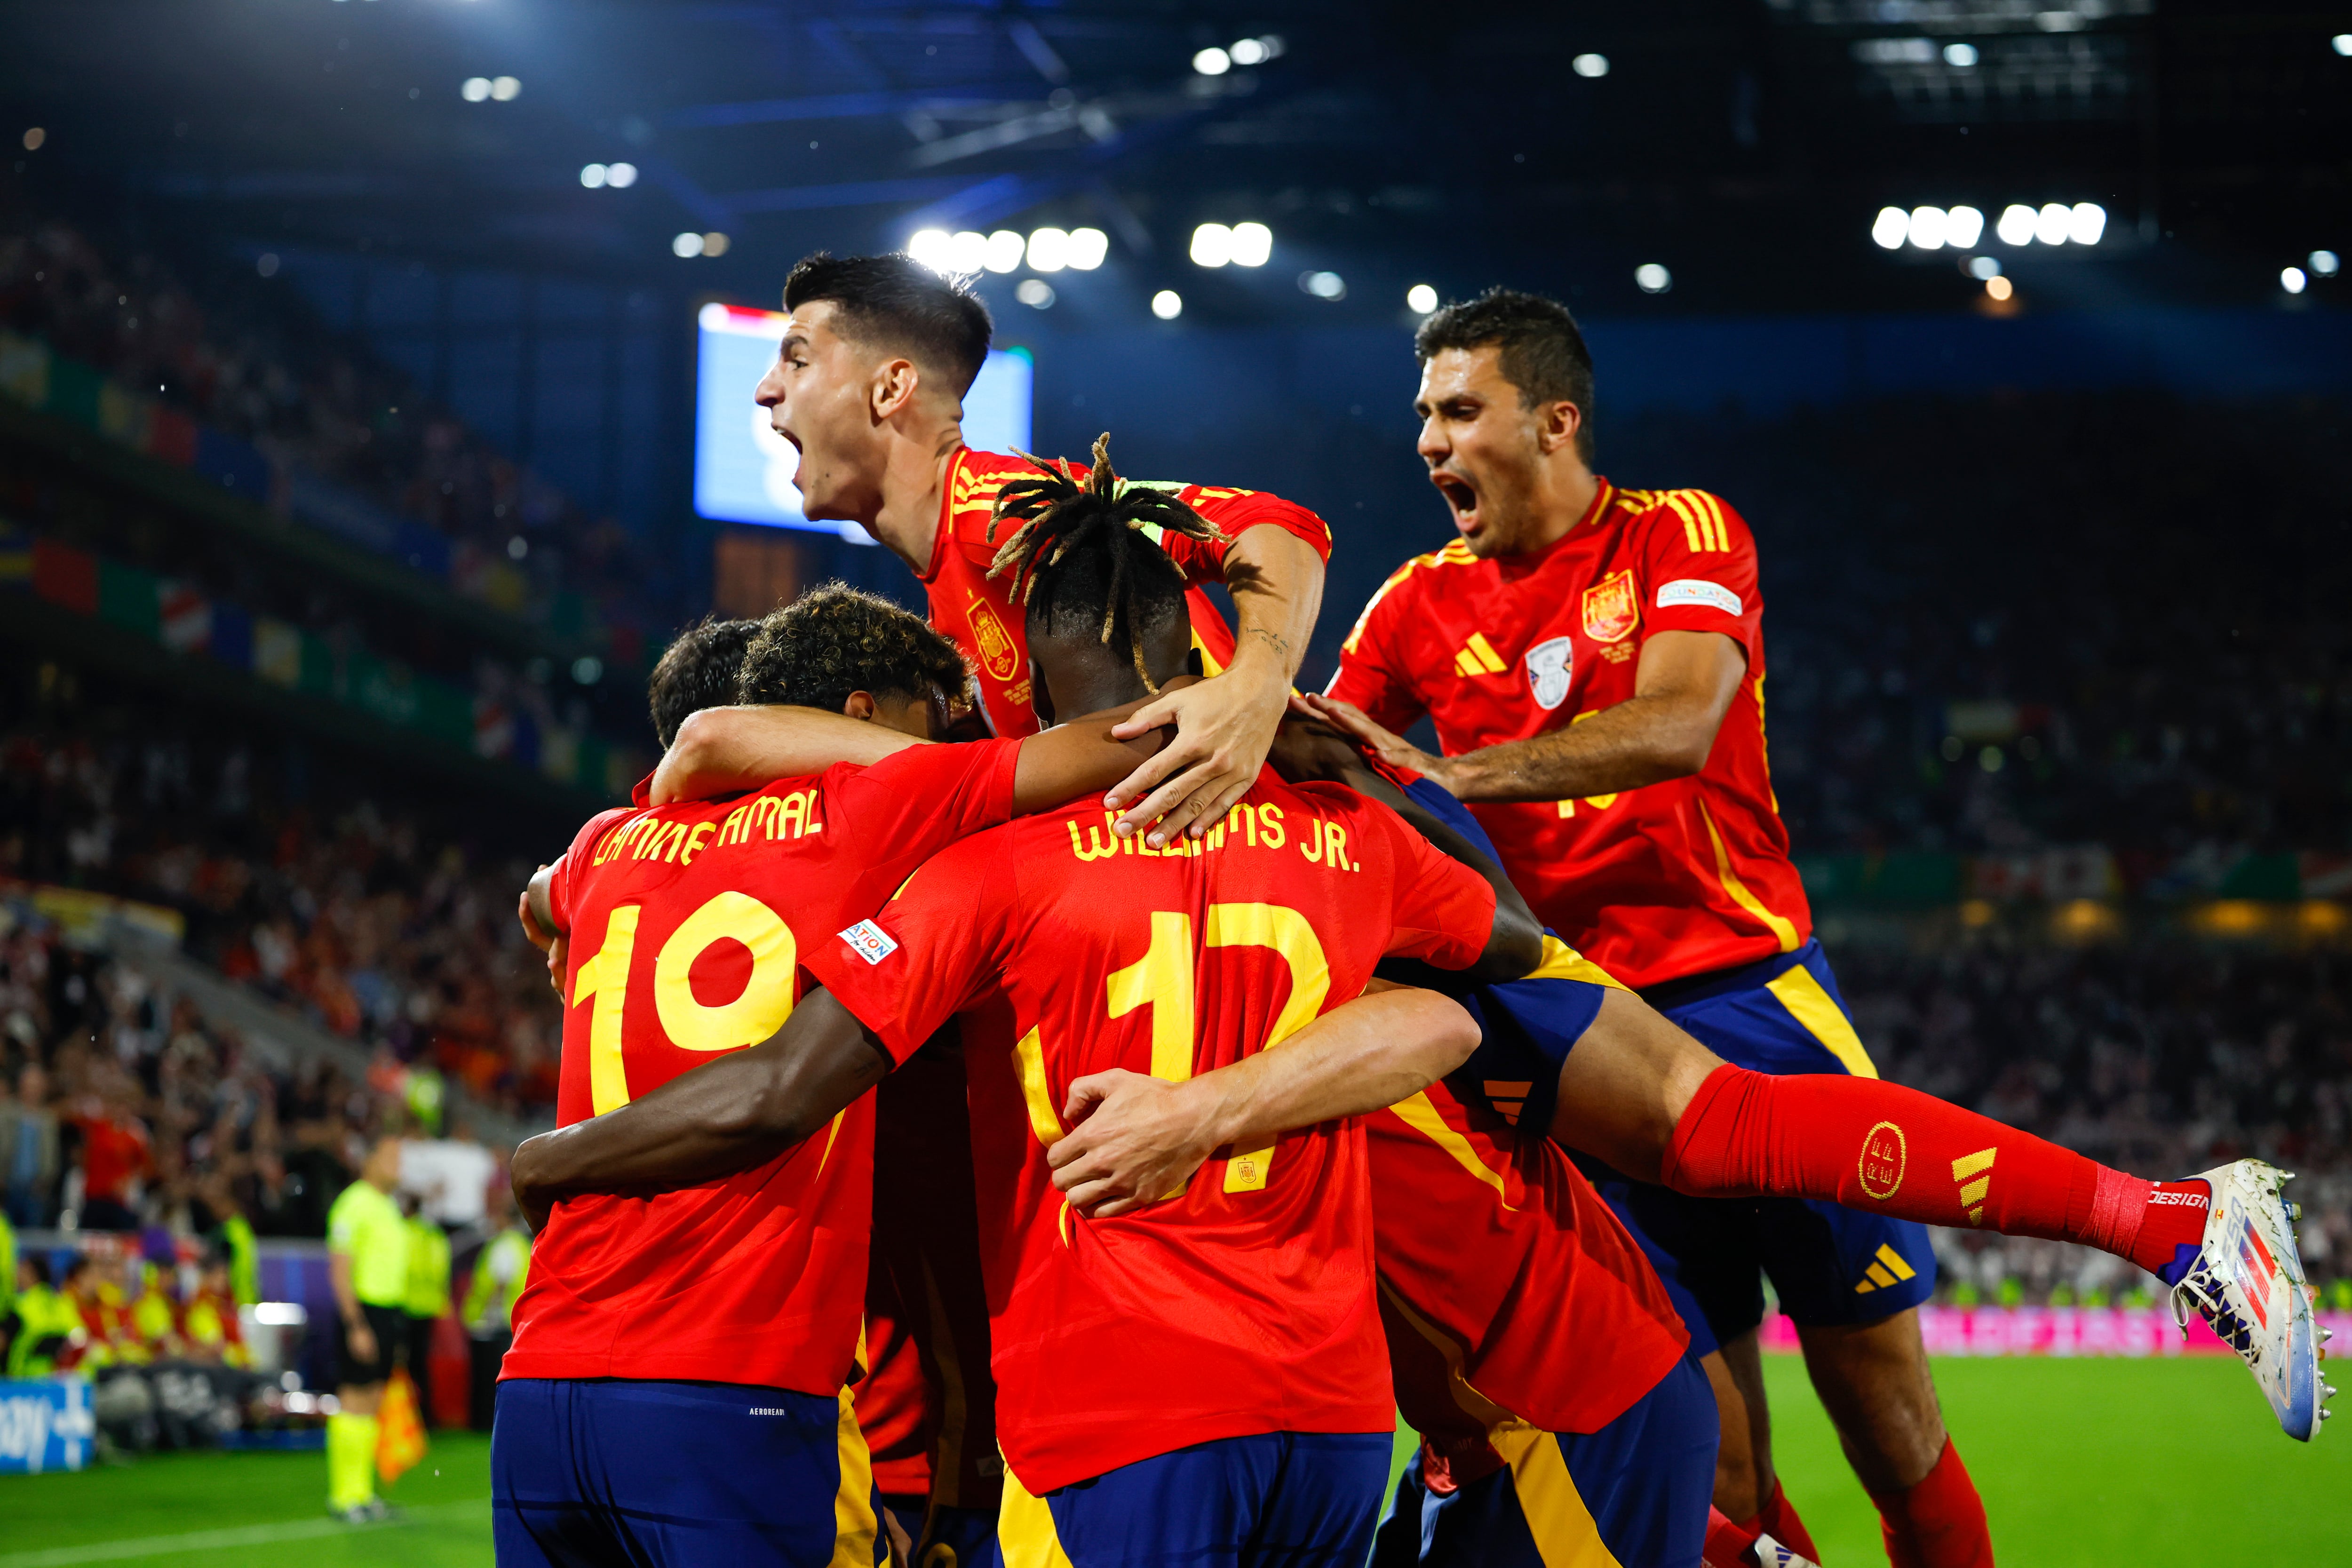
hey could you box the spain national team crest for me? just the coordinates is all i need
[967,598,1022,682]
[1581,568,1640,645]
[1526,637,1573,711]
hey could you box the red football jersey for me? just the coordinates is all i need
[1326,479,1809,989]
[805,772,1498,1494]
[920,447,1331,737]
[503,740,1020,1394]
[1370,1076,1687,1452]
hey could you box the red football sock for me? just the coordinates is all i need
[1868,1438,1993,1568]
[1660,1065,2209,1278]
[1757,1478,1820,1562]
[1705,1505,1763,1567]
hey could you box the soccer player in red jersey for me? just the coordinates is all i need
[729,250,1327,839]
[495,585,1207,1568]
[1309,289,2324,1561]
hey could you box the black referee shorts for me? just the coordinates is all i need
[336,1302,407,1389]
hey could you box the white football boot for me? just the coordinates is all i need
[2167,1159,2331,1440]
[1751,1535,1819,1568]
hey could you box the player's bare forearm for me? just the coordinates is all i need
[653,706,917,804]
[1104,525,1325,843]
[509,990,891,1217]
[1305,630,1748,804]
[1046,982,1478,1217]
[1010,688,1181,812]
[1222,525,1324,682]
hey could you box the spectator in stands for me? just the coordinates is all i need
[177,1250,250,1369]
[400,1189,451,1428]
[462,1185,530,1432]
[62,1252,126,1369]
[72,1065,153,1231]
[198,1174,260,1306]
[126,1258,184,1361]
[3,1061,59,1226]
[7,1253,85,1377]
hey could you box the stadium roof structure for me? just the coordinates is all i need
[1,0,2343,323]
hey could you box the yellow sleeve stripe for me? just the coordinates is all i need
[1661,489,1732,552]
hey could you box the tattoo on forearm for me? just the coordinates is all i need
[1244,628,1293,659]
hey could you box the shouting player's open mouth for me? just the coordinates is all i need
[1430,469,1481,536]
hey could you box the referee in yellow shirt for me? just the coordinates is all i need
[326,1137,408,1522]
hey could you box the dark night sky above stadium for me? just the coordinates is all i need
[2,0,2346,323]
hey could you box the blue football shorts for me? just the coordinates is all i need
[1373,1353,1717,1568]
[492,1378,882,1568]
[997,1430,1392,1568]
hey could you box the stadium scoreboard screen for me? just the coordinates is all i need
[693,302,1033,540]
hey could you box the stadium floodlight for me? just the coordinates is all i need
[1228,222,1273,267]
[1969,255,2002,279]
[1573,53,1610,78]
[461,77,493,102]
[1635,263,1672,294]
[2035,202,2073,245]
[908,229,954,272]
[1066,227,1109,270]
[1907,206,1949,250]
[2336,34,2352,56]
[947,231,991,273]
[1016,279,1056,309]
[491,76,522,101]
[1026,227,1071,272]
[701,232,731,257]
[1151,289,1183,319]
[1985,275,2014,301]
[984,231,1025,273]
[672,232,705,258]
[2313,250,2342,277]
[1407,283,1439,314]
[1871,207,1909,250]
[1193,46,1232,76]
[605,161,637,188]
[1190,223,1234,267]
[1944,42,1979,66]
[580,163,607,188]
[2281,266,2308,294]
[2068,202,2106,245]
[1301,270,1346,299]
[1996,204,2038,245]
[1230,38,1269,66]
[1946,205,1985,248]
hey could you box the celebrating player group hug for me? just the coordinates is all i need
[489,253,2325,1568]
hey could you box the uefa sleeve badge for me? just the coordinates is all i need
[838,920,900,965]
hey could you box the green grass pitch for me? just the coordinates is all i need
[2,1356,2346,1566]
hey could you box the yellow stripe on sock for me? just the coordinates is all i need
[1952,1147,1998,1181]
[1489,1422,1623,1568]
[1762,963,1877,1079]
[997,1462,1077,1568]
[1959,1177,1992,1208]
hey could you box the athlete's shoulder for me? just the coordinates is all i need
[1359,539,1483,614]
[1610,483,1750,552]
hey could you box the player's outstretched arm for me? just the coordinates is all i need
[647,695,1178,812]
[1046,980,1478,1219]
[1300,628,1746,804]
[509,989,889,1230]
[1105,524,1324,843]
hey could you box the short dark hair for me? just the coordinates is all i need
[783,252,993,398]
[648,616,762,749]
[1414,287,1597,462]
[736,582,969,714]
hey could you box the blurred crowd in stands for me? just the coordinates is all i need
[0,678,563,1122]
[1612,391,2352,862]
[0,210,654,640]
